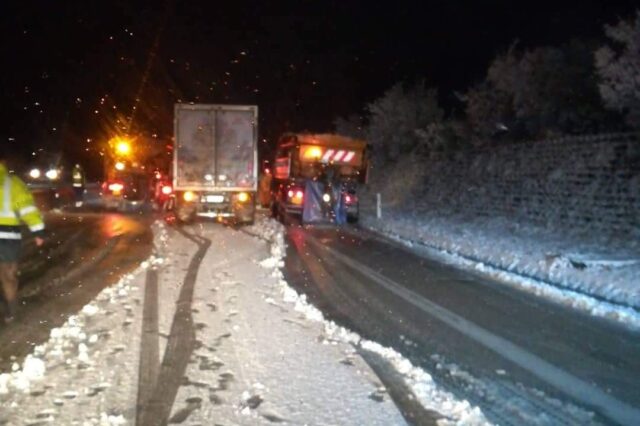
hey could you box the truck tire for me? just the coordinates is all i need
[176,202,195,223]
[234,200,256,226]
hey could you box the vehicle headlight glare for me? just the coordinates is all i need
[45,169,59,180]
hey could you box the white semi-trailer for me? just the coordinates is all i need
[173,104,258,223]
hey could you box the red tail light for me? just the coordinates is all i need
[344,194,357,204]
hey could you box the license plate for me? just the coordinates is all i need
[205,195,224,203]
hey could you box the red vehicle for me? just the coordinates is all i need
[271,133,368,223]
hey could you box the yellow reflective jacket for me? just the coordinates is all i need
[0,163,45,240]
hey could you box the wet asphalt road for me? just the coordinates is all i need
[2,209,638,424]
[283,224,640,425]
[0,211,153,372]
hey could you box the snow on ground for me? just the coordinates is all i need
[0,263,150,425]
[163,220,406,425]
[361,211,640,329]
[247,218,490,425]
[1,217,482,425]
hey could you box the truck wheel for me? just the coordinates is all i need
[176,205,195,223]
[234,209,255,226]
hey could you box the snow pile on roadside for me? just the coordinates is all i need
[362,211,640,326]
[250,217,490,425]
[0,222,168,425]
[0,273,136,396]
[0,270,142,425]
[249,221,286,269]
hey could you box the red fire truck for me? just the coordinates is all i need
[271,133,368,223]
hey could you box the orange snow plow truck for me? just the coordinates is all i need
[271,133,368,224]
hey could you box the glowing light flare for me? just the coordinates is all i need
[322,193,331,203]
[45,169,59,180]
[115,162,125,171]
[108,182,124,193]
[237,192,250,203]
[116,141,131,155]
[288,189,304,205]
[183,191,196,202]
[109,136,134,157]
[29,168,41,179]
[300,145,324,161]
[161,185,172,195]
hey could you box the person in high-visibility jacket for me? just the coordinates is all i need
[71,163,86,206]
[0,152,45,323]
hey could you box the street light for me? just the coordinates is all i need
[109,136,133,157]
[116,140,131,156]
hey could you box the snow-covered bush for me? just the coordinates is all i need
[369,149,428,209]
[595,10,640,129]
[365,81,444,163]
[467,41,611,141]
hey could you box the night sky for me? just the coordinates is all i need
[1,0,637,174]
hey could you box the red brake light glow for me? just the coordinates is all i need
[161,185,172,195]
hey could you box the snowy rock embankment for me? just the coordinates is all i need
[361,211,640,328]
[360,134,640,321]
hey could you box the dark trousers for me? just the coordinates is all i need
[0,262,18,318]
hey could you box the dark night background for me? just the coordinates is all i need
[1,0,637,177]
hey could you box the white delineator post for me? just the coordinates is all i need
[376,193,382,219]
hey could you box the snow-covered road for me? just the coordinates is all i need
[0,218,487,425]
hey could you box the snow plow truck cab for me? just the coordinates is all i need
[272,133,368,224]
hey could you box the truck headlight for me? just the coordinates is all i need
[183,191,196,202]
[237,192,249,203]
[29,168,41,179]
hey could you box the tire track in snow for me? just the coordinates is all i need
[136,227,211,426]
